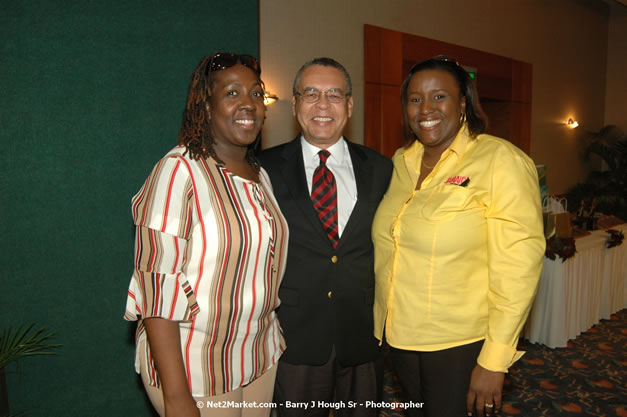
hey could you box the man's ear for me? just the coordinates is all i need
[347,96,354,118]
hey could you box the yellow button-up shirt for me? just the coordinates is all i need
[372,127,545,372]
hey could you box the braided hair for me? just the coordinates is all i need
[177,53,262,171]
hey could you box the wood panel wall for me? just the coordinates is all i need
[364,24,532,157]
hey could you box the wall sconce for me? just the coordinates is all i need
[566,118,579,129]
[264,92,279,105]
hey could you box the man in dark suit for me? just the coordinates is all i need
[259,57,392,417]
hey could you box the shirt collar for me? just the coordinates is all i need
[402,124,474,181]
[300,135,347,164]
[447,124,472,157]
[403,124,473,161]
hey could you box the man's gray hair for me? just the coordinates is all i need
[292,57,352,96]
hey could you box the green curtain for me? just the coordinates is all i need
[0,1,259,415]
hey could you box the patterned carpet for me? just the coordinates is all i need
[380,309,627,417]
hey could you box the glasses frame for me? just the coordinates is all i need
[294,88,348,104]
[433,54,460,65]
[205,52,260,76]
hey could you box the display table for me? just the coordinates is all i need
[523,224,626,348]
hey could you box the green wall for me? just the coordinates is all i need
[0,1,259,415]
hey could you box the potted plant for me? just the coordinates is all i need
[0,324,61,416]
[566,125,627,221]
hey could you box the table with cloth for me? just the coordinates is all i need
[524,224,626,348]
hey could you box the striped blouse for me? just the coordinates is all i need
[124,146,289,396]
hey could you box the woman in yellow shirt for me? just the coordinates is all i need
[372,56,545,417]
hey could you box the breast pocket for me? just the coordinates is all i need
[420,185,473,222]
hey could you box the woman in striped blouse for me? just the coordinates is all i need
[124,52,289,417]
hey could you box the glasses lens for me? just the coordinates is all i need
[298,89,345,103]
[208,53,238,74]
[206,53,260,76]
[239,54,260,74]
[300,90,320,103]
[326,90,345,103]
[434,55,459,65]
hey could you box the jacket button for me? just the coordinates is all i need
[328,291,333,299]
[331,255,338,263]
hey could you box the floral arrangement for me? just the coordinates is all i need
[605,229,624,248]
[545,236,577,262]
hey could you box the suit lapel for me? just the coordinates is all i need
[279,137,330,243]
[337,141,373,247]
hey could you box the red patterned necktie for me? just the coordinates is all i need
[311,150,339,248]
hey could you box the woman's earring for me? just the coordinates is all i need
[460,113,466,125]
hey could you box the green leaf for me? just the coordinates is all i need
[0,324,62,369]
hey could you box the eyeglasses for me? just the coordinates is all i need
[294,88,347,103]
[206,52,260,76]
[433,55,460,65]
[407,54,466,78]
[410,55,461,72]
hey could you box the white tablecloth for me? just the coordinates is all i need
[523,224,627,348]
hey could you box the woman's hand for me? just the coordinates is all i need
[465,364,505,416]
[144,318,200,417]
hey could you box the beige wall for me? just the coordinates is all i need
[605,3,627,131]
[260,0,613,194]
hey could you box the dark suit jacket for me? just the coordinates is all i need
[258,136,393,367]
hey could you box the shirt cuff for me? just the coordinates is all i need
[476,339,525,373]
[124,271,199,322]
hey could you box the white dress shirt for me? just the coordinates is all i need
[301,136,357,236]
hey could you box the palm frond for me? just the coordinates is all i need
[585,142,617,170]
[568,126,627,220]
[0,324,62,369]
[583,124,625,144]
